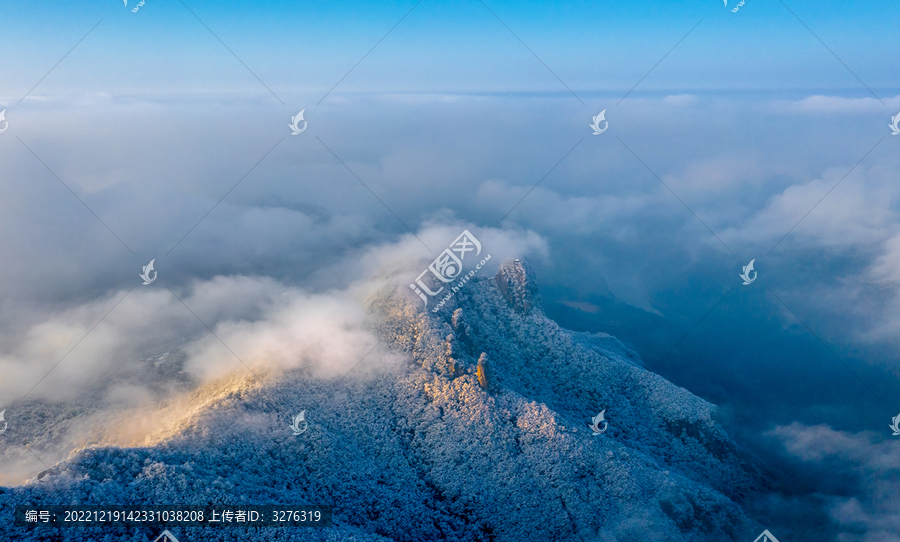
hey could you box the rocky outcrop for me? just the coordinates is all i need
[495,259,542,314]
[475,353,491,391]
[371,259,769,540]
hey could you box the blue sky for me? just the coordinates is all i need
[2,1,900,540]
[2,0,898,98]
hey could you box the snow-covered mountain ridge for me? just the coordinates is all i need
[0,259,769,541]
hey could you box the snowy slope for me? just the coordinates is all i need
[0,260,769,541]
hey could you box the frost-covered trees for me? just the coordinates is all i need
[0,259,767,542]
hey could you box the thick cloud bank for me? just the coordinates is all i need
[0,223,547,485]
[769,423,900,542]
[2,91,899,539]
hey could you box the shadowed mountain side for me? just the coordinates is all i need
[541,284,680,362]
[0,259,771,541]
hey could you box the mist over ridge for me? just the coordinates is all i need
[1,254,781,541]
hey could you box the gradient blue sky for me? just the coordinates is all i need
[2,0,899,99]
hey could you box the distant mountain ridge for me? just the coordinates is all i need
[0,259,768,541]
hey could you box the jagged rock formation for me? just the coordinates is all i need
[475,353,490,391]
[494,259,542,314]
[0,259,769,541]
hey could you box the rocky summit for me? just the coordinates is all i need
[1,259,770,541]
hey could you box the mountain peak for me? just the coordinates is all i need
[495,258,542,314]
[1,260,768,542]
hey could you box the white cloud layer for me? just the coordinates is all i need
[0,221,547,483]
[770,423,900,542]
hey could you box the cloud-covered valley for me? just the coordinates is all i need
[2,90,900,539]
